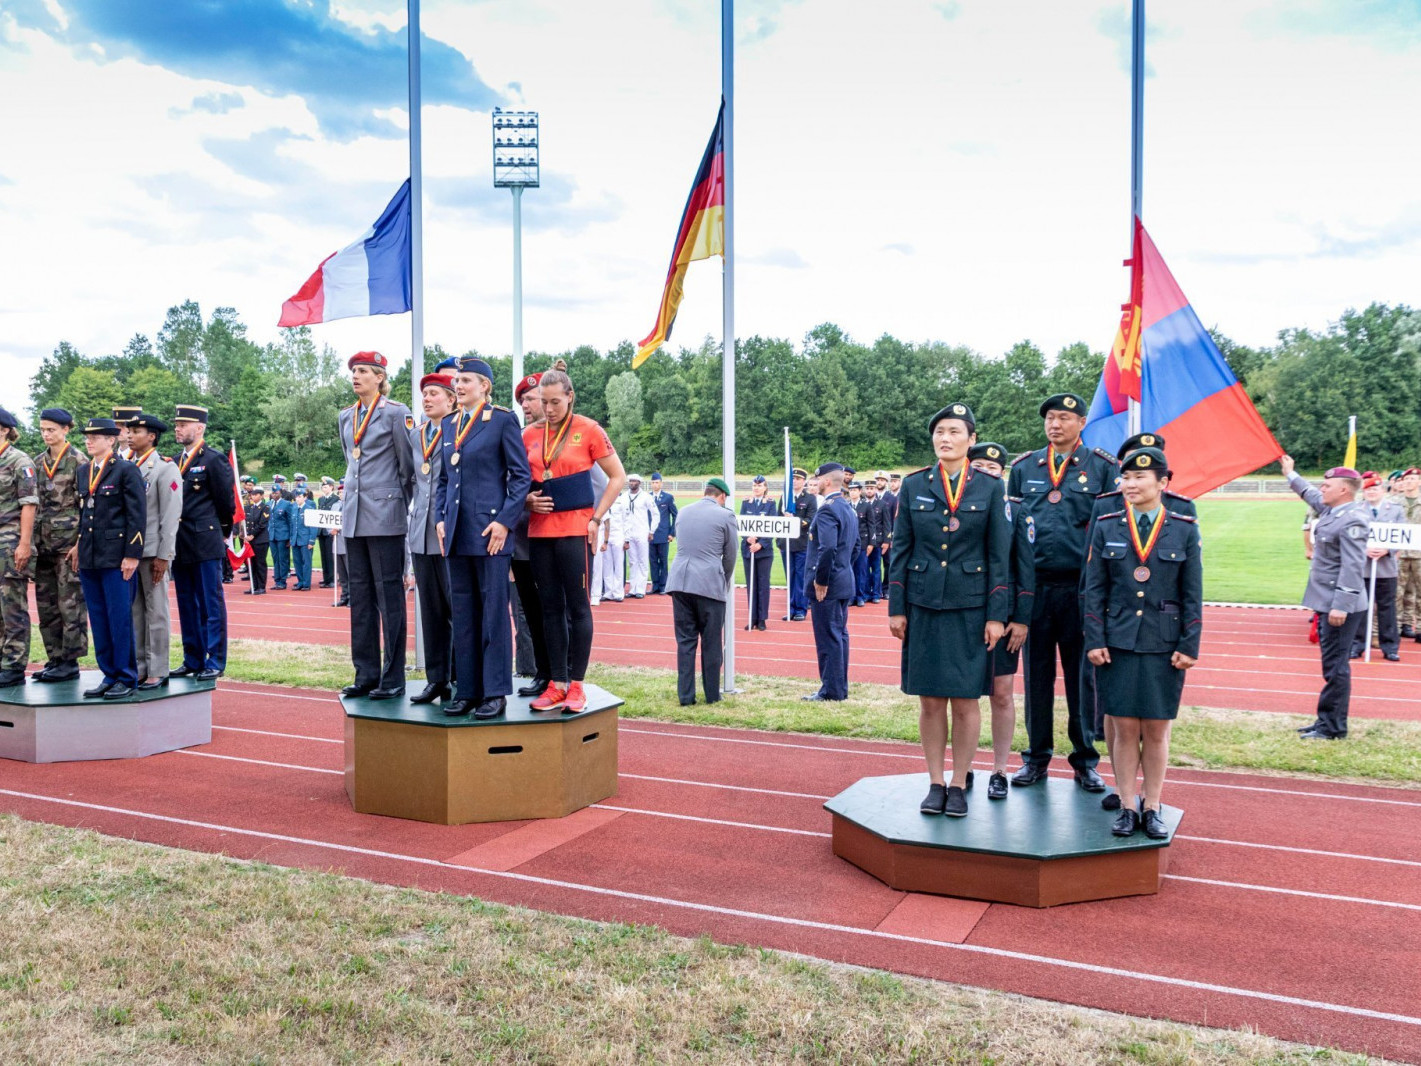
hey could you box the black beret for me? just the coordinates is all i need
[1039,393,1087,417]
[929,402,976,434]
[39,407,73,426]
[128,413,168,435]
[1117,432,1165,460]
[82,417,121,436]
[814,462,844,477]
[968,441,1007,464]
[1120,446,1168,474]
[0,407,17,429]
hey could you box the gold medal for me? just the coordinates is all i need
[421,461,431,475]
[352,446,362,460]
[450,453,460,467]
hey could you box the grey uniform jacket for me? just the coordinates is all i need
[665,497,738,602]
[339,397,416,538]
[134,451,183,561]
[1289,473,1369,614]
[1365,498,1405,579]
[407,419,445,555]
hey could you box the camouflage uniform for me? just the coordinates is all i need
[0,441,40,674]
[34,441,88,668]
[1398,494,1421,630]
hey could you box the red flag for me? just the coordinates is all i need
[228,442,246,523]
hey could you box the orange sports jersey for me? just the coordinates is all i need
[523,413,614,538]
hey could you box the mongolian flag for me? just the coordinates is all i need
[633,103,725,369]
[1083,217,1282,498]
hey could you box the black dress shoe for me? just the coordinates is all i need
[342,683,375,697]
[919,783,947,815]
[442,699,473,717]
[1111,809,1141,836]
[1299,728,1339,740]
[83,681,114,699]
[196,668,222,681]
[1101,792,1122,811]
[679,698,696,707]
[336,598,350,607]
[170,666,198,678]
[802,691,828,701]
[943,785,968,818]
[1141,807,1169,840]
[33,664,78,682]
[0,669,27,687]
[320,582,336,588]
[1074,767,1107,793]
[473,696,506,720]
[753,621,767,631]
[790,613,805,621]
[409,682,451,704]
[517,677,550,698]
[1385,652,1402,661]
[103,684,134,700]
[368,686,405,701]
[987,773,1008,800]
[1011,763,1048,786]
[137,677,169,691]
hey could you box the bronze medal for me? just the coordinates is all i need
[1134,565,1150,582]
[351,446,362,460]
[947,516,960,532]
[449,453,460,467]
[421,461,431,476]
[1047,490,1062,503]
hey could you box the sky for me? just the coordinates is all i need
[1,0,1419,417]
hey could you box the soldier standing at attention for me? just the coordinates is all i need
[861,477,887,603]
[648,472,677,595]
[339,351,416,700]
[112,406,141,461]
[0,407,39,687]
[268,482,295,590]
[69,418,145,699]
[169,405,235,682]
[31,408,87,683]
[125,413,183,690]
[407,369,457,705]
[316,476,339,588]
[740,475,779,630]
[782,467,817,621]
[1281,456,1369,739]
[1397,468,1421,640]
[243,485,271,595]
[1006,393,1119,792]
[802,463,858,702]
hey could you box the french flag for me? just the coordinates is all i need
[1083,218,1282,498]
[279,180,412,327]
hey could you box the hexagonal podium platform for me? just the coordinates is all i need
[342,685,623,825]
[825,773,1182,907]
[0,672,215,763]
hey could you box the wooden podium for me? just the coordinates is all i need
[342,684,622,825]
[0,672,215,764]
[825,773,1182,907]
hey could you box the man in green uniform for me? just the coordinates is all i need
[0,407,39,687]
[32,408,88,682]
[1396,468,1421,640]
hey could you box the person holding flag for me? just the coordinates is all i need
[169,405,235,682]
[125,413,182,690]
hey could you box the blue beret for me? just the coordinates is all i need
[752,474,766,483]
[39,407,73,426]
[0,407,16,429]
[651,471,663,480]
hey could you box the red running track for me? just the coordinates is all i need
[142,583,1421,723]
[2,682,1419,1060]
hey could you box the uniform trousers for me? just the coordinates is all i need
[292,543,313,589]
[345,534,407,690]
[511,557,549,682]
[866,546,883,600]
[1022,577,1098,771]
[529,536,593,684]
[809,594,851,700]
[671,591,724,704]
[248,543,268,590]
[625,536,650,595]
[130,558,172,680]
[852,547,869,604]
[649,541,671,593]
[593,541,624,601]
[787,550,809,616]
[172,557,227,673]
[336,553,348,598]
[1397,556,1421,629]
[34,547,87,667]
[412,551,453,688]
[0,545,33,672]
[79,567,138,687]
[743,547,773,625]
[1352,575,1398,657]
[271,538,291,586]
[447,554,512,702]
[318,531,335,585]
[1314,610,1364,738]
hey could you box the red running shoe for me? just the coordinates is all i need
[530,682,567,712]
[563,681,587,713]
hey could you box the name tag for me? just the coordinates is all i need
[914,495,935,502]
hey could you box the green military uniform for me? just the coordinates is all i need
[0,427,39,683]
[1397,492,1421,633]
[34,437,88,675]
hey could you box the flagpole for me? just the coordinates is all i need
[783,426,792,620]
[409,0,426,673]
[721,0,737,692]
[1127,0,1144,436]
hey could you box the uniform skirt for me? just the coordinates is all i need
[1098,648,1186,720]
[901,603,993,698]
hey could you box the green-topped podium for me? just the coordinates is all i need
[342,684,623,825]
[0,671,216,764]
[825,773,1182,907]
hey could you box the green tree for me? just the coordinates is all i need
[29,341,86,414]
[605,371,644,447]
[157,300,205,385]
[55,366,123,424]
[123,366,186,423]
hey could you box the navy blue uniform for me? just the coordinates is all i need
[740,496,779,627]
[781,489,817,618]
[435,403,532,703]
[649,489,678,593]
[995,497,1037,676]
[804,491,858,699]
[76,455,146,687]
[172,442,235,673]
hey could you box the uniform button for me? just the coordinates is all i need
[941,543,947,550]
[1137,591,1144,598]
[943,526,949,532]
[941,561,947,567]
[1136,610,1143,616]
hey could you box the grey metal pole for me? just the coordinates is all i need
[1127,0,1144,436]
[512,184,524,409]
[721,0,736,691]
[408,0,426,672]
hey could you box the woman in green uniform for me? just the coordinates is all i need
[888,403,1010,818]
[1083,447,1202,839]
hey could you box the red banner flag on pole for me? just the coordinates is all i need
[226,441,253,568]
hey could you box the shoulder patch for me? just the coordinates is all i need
[405,414,415,430]
[1093,447,1120,465]
[1100,510,1126,521]
[1010,451,1034,467]
[1096,488,1122,499]
[492,404,512,412]
[1167,511,1197,523]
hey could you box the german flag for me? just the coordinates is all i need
[634,103,725,369]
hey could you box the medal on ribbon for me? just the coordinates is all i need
[938,461,967,531]
[1126,503,1165,582]
[540,414,574,480]
[350,398,379,460]
[42,441,70,483]
[177,447,197,476]
[449,401,486,467]
[87,454,109,505]
[420,420,442,476]
[1046,446,1071,503]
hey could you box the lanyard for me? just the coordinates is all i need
[1126,503,1166,563]
[87,455,109,496]
[421,420,443,461]
[178,447,198,475]
[453,401,487,450]
[937,461,967,513]
[352,398,380,449]
[1046,446,1072,489]
[540,415,574,474]
[42,442,69,481]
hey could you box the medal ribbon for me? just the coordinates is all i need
[178,448,197,476]
[453,401,486,452]
[421,421,443,462]
[87,455,109,496]
[1125,503,1166,564]
[937,461,968,513]
[540,414,574,475]
[42,441,69,481]
[351,398,380,449]
[131,446,155,470]
[1046,446,1071,489]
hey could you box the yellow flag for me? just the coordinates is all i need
[1343,415,1357,469]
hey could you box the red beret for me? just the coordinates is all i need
[514,372,543,401]
[348,350,388,370]
[1323,467,1362,480]
[1361,471,1381,488]
[420,372,455,393]
[1406,468,1421,477]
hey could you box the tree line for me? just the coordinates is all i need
[22,299,1421,481]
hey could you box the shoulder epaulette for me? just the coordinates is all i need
[345,401,359,410]
[1165,490,1193,502]
[1006,494,1024,503]
[492,404,511,412]
[1100,510,1126,521]
[1097,488,1122,498]
[1010,451,1034,467]
[1167,511,1197,523]
[1093,447,1120,464]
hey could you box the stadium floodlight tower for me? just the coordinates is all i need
[493,107,539,406]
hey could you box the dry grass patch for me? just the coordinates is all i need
[0,816,1390,1065]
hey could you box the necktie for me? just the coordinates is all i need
[1373,507,1379,518]
[1137,512,1152,541]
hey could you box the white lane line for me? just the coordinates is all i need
[217,684,339,703]
[591,805,828,838]
[1174,835,1421,868]
[1164,875,1421,912]
[175,750,343,775]
[620,774,832,800]
[2,786,1418,1030]
[213,726,341,745]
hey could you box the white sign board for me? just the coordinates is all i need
[736,514,801,540]
[1367,522,1418,551]
[302,509,343,531]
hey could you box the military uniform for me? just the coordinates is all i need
[316,480,338,587]
[268,491,295,589]
[408,375,455,702]
[170,408,236,677]
[1288,469,1369,738]
[1398,490,1421,635]
[803,468,858,701]
[995,495,1036,677]
[127,419,183,686]
[740,488,779,629]
[649,477,678,594]
[244,491,271,592]
[0,418,39,684]
[33,415,87,679]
